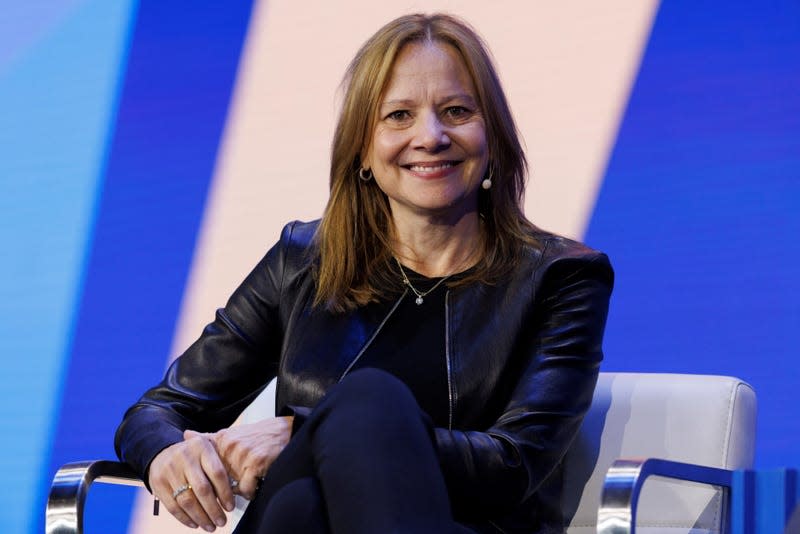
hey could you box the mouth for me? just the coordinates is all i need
[403,160,461,175]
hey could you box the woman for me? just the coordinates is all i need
[115,13,613,533]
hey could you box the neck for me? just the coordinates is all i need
[391,211,483,277]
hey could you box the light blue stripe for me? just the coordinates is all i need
[0,1,137,532]
[0,0,84,76]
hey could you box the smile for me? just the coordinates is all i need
[405,161,459,173]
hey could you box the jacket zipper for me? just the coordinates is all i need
[337,290,407,381]
[488,520,508,533]
[444,290,454,431]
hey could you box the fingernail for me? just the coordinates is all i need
[225,501,235,512]
[188,522,197,529]
[215,517,226,527]
[204,525,215,532]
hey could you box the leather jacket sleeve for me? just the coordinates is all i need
[435,249,613,515]
[113,224,295,481]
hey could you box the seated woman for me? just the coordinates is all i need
[115,12,613,534]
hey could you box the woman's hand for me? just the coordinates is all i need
[195,416,294,500]
[148,434,235,532]
[146,417,292,530]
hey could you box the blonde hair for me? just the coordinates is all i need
[314,13,538,312]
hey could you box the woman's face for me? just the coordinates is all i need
[363,41,489,224]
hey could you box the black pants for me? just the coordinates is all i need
[232,368,476,533]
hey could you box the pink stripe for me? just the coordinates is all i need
[128,2,658,532]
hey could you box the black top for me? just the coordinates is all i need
[350,264,451,426]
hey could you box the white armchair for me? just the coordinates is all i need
[564,373,756,534]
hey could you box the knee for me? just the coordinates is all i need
[334,368,418,413]
[303,368,432,445]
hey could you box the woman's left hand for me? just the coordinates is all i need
[184,416,294,500]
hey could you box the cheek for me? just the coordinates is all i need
[372,130,407,167]
[466,124,488,156]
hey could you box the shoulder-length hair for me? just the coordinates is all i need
[313,13,538,312]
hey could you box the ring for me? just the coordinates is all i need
[172,484,192,499]
[230,479,239,489]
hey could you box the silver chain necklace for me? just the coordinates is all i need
[394,258,452,305]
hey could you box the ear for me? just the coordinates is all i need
[360,132,377,169]
[359,150,372,171]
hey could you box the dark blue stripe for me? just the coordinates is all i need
[41,1,255,531]
[585,0,800,468]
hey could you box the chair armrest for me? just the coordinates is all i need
[46,460,144,534]
[597,457,734,534]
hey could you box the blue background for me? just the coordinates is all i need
[586,0,800,468]
[0,1,797,532]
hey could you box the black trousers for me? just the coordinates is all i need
[232,368,476,533]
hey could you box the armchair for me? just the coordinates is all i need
[46,373,757,533]
[562,372,756,533]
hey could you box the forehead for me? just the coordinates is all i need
[381,41,477,97]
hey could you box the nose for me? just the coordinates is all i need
[413,112,450,152]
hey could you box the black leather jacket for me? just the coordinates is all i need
[115,220,613,532]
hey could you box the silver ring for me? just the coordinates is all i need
[230,479,239,489]
[172,483,192,499]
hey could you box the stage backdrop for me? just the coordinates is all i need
[1,1,797,532]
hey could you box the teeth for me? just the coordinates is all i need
[408,163,453,172]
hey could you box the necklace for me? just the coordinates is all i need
[394,258,452,305]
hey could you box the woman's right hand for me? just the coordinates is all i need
[148,434,235,532]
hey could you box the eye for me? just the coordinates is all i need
[443,106,471,120]
[385,110,411,121]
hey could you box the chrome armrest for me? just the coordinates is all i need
[46,460,144,534]
[597,457,734,534]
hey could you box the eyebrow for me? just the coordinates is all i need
[380,94,478,109]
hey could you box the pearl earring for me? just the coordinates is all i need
[481,166,493,190]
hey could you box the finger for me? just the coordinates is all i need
[208,429,242,485]
[183,460,226,532]
[173,436,225,531]
[172,482,217,532]
[152,483,199,529]
[148,447,201,529]
[236,466,262,501]
[184,428,214,441]
[200,444,236,512]
[191,429,238,507]
[182,430,235,511]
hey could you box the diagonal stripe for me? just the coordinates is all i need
[585,0,800,468]
[41,1,255,533]
[0,2,137,532]
[0,0,85,76]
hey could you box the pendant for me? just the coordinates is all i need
[415,296,424,305]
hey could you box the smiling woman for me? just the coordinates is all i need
[364,41,489,243]
[315,13,540,315]
[114,13,613,533]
